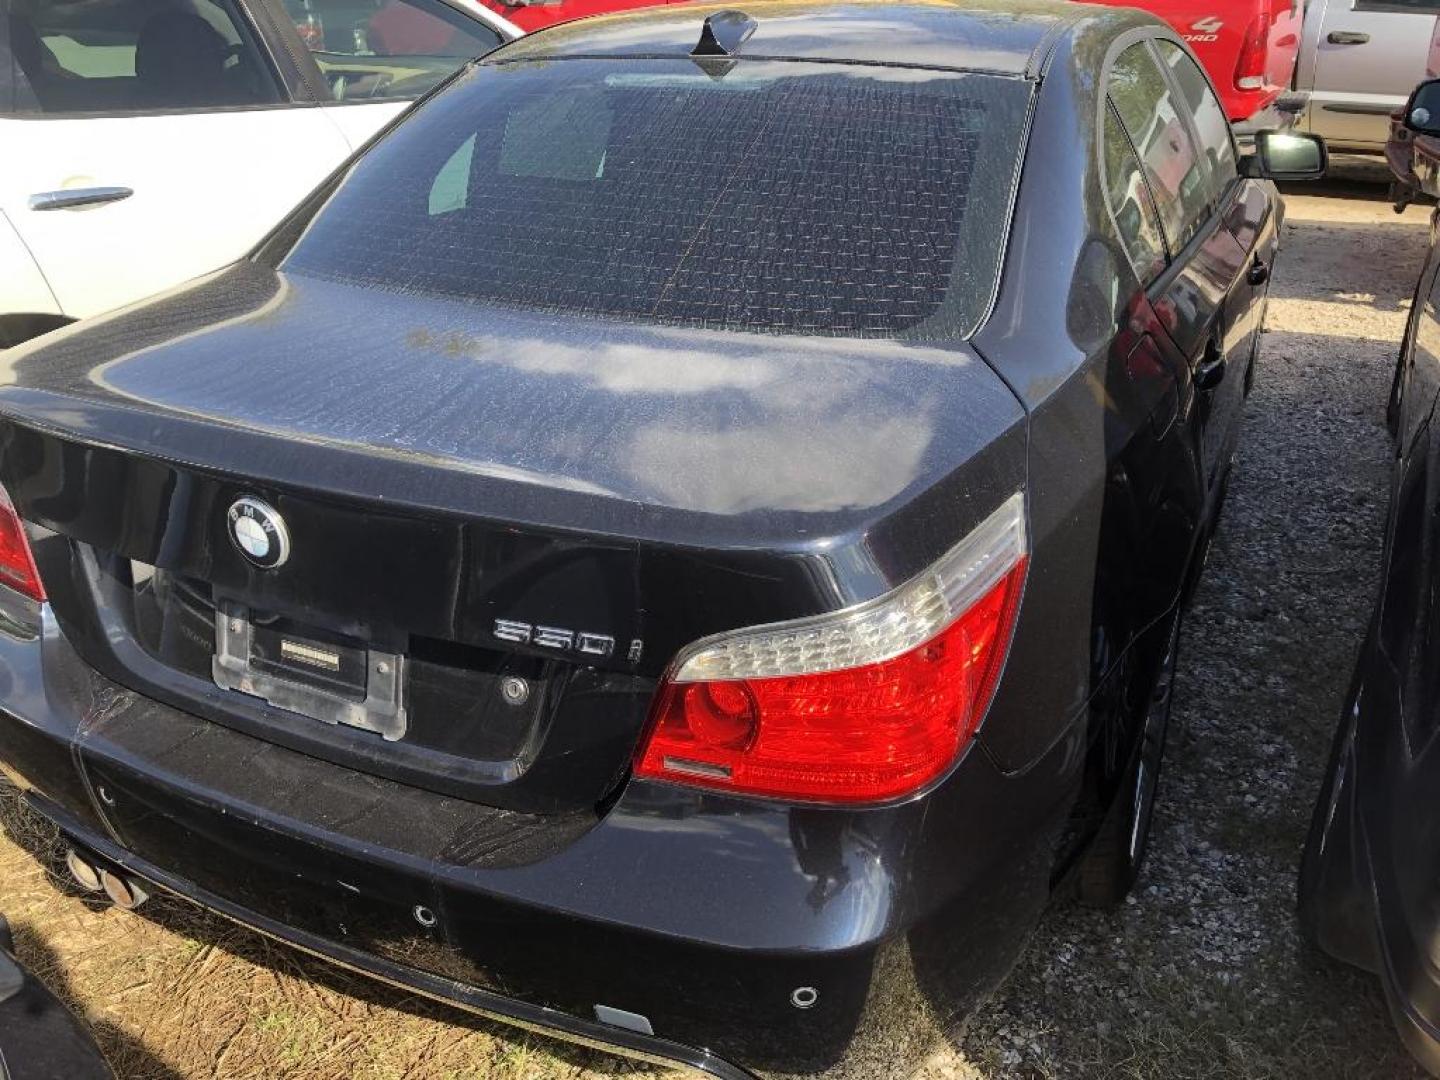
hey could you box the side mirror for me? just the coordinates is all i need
[1405,77,1440,136]
[1240,130,1328,180]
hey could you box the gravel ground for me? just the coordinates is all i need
[0,165,1433,1080]
[946,162,1435,1080]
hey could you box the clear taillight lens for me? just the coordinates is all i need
[0,485,44,602]
[635,492,1028,803]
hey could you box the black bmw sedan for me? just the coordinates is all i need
[1301,218,1440,1078]
[0,3,1319,1076]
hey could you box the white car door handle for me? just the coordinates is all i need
[28,187,134,211]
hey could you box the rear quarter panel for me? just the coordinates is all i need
[973,17,1207,774]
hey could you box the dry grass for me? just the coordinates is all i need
[0,780,658,1080]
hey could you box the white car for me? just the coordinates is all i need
[0,0,518,346]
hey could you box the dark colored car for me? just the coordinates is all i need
[0,3,1320,1076]
[1387,78,1440,217]
[0,914,113,1080]
[1300,203,1440,1080]
[1385,81,1440,432]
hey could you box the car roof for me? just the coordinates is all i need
[487,0,1142,78]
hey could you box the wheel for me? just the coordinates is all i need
[1077,610,1181,907]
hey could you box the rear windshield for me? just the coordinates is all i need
[272,58,1033,338]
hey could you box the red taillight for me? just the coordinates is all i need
[635,494,1028,804]
[1235,15,1269,91]
[0,486,43,602]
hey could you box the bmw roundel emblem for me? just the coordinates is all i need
[227,497,290,569]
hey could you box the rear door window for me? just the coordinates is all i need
[2,0,281,113]
[280,0,502,101]
[1102,101,1168,284]
[1108,41,1211,252]
[275,59,1034,338]
[1154,39,1237,204]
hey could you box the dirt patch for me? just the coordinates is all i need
[0,163,1432,1080]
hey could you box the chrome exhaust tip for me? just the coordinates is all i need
[65,848,104,893]
[98,869,148,910]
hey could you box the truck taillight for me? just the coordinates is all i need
[0,486,44,602]
[1235,15,1269,91]
[635,493,1028,804]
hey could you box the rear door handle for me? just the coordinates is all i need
[1326,30,1370,44]
[28,186,134,211]
[1248,258,1270,286]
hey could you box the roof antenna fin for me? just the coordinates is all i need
[691,10,757,57]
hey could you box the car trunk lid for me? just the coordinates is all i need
[0,265,1025,814]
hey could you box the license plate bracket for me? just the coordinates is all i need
[212,601,407,741]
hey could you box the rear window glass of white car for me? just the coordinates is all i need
[2,0,281,114]
[273,59,1033,338]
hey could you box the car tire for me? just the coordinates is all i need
[1077,610,1181,908]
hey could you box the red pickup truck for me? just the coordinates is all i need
[484,0,1301,129]
[1086,0,1304,126]
[476,0,691,31]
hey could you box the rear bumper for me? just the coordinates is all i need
[17,792,751,1080]
[0,604,1073,1078]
